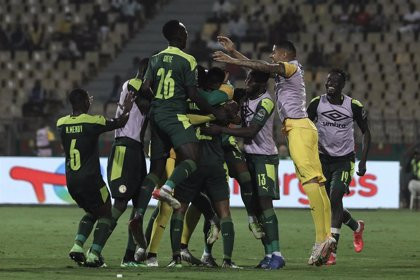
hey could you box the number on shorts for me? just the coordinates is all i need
[341,171,349,182]
[155,68,175,99]
[70,139,81,171]
[258,173,266,186]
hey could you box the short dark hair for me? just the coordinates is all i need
[275,40,296,56]
[329,68,346,83]
[249,70,270,84]
[69,88,88,107]
[162,20,184,42]
[206,67,225,85]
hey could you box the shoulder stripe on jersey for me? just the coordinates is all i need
[261,98,274,114]
[351,99,363,107]
[219,84,234,100]
[57,114,106,126]
[159,46,197,70]
[128,78,143,91]
[281,62,298,78]
[310,96,320,103]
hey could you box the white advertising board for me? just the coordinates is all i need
[0,157,399,208]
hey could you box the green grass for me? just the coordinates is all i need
[1,207,419,279]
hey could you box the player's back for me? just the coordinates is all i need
[56,114,107,191]
[145,46,197,113]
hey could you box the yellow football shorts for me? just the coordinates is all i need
[283,118,326,184]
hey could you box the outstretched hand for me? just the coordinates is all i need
[217,36,235,52]
[213,51,235,64]
[201,124,223,136]
[119,91,136,115]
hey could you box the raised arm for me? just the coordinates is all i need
[213,51,297,78]
[217,36,249,60]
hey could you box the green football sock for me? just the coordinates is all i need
[145,206,159,245]
[164,159,197,189]
[126,208,137,254]
[203,219,213,255]
[262,208,280,253]
[220,217,235,260]
[74,213,96,247]
[135,173,160,216]
[238,172,255,216]
[91,217,112,255]
[259,214,272,255]
[170,212,184,256]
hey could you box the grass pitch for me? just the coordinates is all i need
[0,206,419,280]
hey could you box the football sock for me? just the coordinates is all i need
[262,208,280,253]
[181,204,201,245]
[220,217,235,260]
[126,208,137,253]
[343,208,359,231]
[135,173,160,216]
[170,212,184,256]
[145,205,159,245]
[91,217,112,255]
[149,201,172,254]
[74,213,96,247]
[237,171,255,216]
[331,227,340,246]
[203,219,213,255]
[259,214,272,255]
[319,185,332,239]
[164,159,197,190]
[303,183,326,243]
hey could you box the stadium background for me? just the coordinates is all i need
[0,1,419,279]
[0,0,419,208]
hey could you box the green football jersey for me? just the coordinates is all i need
[56,114,120,193]
[144,46,198,113]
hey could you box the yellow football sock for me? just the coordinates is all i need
[303,182,326,243]
[181,204,202,245]
[148,201,173,254]
[319,185,332,239]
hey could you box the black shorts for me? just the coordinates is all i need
[70,185,110,213]
[107,137,147,199]
[174,162,229,204]
[320,154,355,196]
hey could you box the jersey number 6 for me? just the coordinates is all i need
[70,139,81,171]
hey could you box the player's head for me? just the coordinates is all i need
[245,70,270,96]
[326,68,346,97]
[69,88,91,113]
[270,40,296,63]
[197,65,207,89]
[206,67,225,90]
[162,20,188,49]
[137,58,149,79]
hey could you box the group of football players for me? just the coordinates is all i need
[57,19,371,269]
